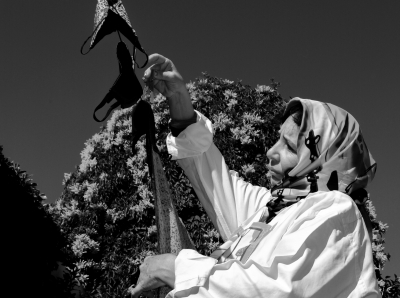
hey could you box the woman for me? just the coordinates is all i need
[128,54,380,298]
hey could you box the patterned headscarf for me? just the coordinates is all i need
[266,98,377,220]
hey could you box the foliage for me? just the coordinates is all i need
[0,146,73,298]
[367,200,400,297]
[48,73,398,297]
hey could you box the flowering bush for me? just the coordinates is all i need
[47,73,398,297]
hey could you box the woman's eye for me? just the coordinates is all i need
[287,144,296,153]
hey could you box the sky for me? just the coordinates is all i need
[0,1,399,276]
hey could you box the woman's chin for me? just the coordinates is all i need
[270,177,282,187]
[268,172,283,187]
[270,180,278,187]
[267,172,281,187]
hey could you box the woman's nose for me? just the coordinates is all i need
[266,143,280,166]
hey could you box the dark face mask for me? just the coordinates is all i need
[93,41,143,122]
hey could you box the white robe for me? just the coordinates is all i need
[165,111,380,298]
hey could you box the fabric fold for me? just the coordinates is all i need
[167,249,217,297]
[167,111,213,160]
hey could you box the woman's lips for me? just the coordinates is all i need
[267,168,281,180]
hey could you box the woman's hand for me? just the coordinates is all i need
[143,54,186,99]
[127,254,177,298]
[143,54,194,121]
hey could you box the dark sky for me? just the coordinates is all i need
[1,1,399,276]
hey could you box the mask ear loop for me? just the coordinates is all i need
[116,30,138,72]
[132,45,148,69]
[117,30,123,42]
[112,5,149,69]
[80,15,107,55]
[80,3,123,55]
[133,44,137,68]
[81,2,119,55]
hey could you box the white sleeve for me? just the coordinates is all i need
[167,193,380,298]
[166,110,271,241]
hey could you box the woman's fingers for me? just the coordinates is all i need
[147,53,168,67]
[144,54,176,82]
[142,53,186,100]
[139,290,155,298]
[127,284,154,298]
[144,54,168,76]
[143,64,159,81]
[153,69,176,82]
[127,285,141,298]
[128,281,163,297]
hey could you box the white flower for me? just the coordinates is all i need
[255,85,271,93]
[73,260,94,286]
[71,234,99,258]
[243,112,263,124]
[69,183,82,195]
[186,82,196,91]
[106,208,123,223]
[112,130,125,146]
[79,157,97,173]
[198,78,208,85]
[222,79,234,85]
[122,118,131,129]
[223,89,237,99]
[83,182,98,202]
[130,193,153,214]
[60,199,81,220]
[80,142,94,160]
[53,199,63,211]
[227,98,238,109]
[75,260,93,270]
[106,108,129,132]
[127,156,142,174]
[90,202,107,209]
[91,133,102,143]
[79,139,98,173]
[147,225,157,236]
[62,173,71,186]
[242,164,255,176]
[102,132,113,151]
[153,92,166,105]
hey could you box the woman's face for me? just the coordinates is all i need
[266,116,300,186]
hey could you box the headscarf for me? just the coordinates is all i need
[266,98,377,222]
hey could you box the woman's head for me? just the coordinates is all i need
[267,105,303,186]
[267,98,376,195]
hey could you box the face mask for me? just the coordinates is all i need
[93,41,143,122]
[81,0,148,68]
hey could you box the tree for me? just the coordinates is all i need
[48,74,399,297]
[0,146,73,298]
